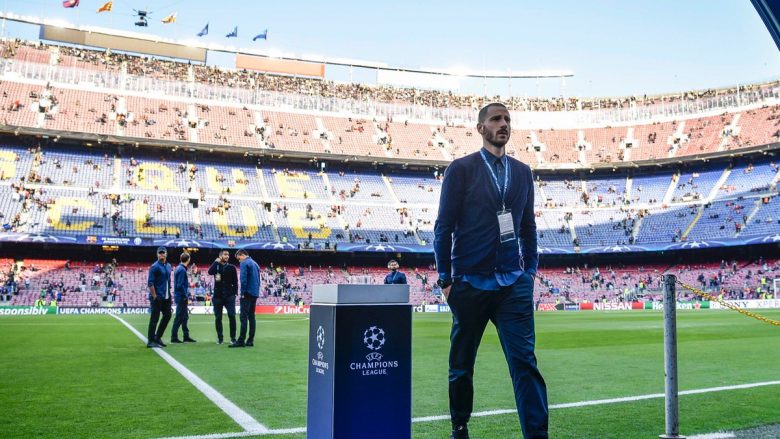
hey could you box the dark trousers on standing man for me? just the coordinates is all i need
[147,297,172,343]
[171,299,190,340]
[447,273,548,438]
[237,295,257,343]
[213,294,237,342]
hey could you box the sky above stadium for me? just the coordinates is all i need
[2,0,780,99]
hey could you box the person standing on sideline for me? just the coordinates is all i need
[434,103,548,439]
[147,247,173,348]
[383,259,408,284]
[171,252,197,343]
[230,249,260,348]
[208,250,238,344]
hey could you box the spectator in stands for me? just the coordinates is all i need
[230,249,260,348]
[208,250,238,345]
[170,252,196,344]
[383,260,408,285]
[434,103,546,439]
[146,247,172,349]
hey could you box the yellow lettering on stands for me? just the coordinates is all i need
[289,209,330,239]
[275,173,314,198]
[134,202,181,235]
[0,151,17,180]
[213,206,258,237]
[135,163,178,191]
[47,198,95,231]
[206,167,248,195]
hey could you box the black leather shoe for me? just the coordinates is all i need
[245,341,253,347]
[228,341,245,348]
[451,425,469,439]
[156,339,167,348]
[217,339,224,345]
[183,337,197,343]
[146,342,160,348]
[170,338,183,343]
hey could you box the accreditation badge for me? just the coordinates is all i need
[497,209,515,243]
[215,273,222,282]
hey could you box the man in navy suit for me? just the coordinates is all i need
[383,260,408,285]
[434,103,548,439]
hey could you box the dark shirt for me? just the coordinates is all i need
[239,257,261,298]
[147,260,172,300]
[434,148,538,288]
[173,263,189,302]
[384,270,408,285]
[207,261,238,297]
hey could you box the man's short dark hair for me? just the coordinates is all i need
[180,252,190,264]
[220,249,230,256]
[235,249,248,257]
[478,103,508,124]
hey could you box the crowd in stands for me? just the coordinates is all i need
[2,256,776,308]
[3,38,780,112]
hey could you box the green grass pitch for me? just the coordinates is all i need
[1,310,779,438]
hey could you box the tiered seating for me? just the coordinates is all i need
[570,209,634,247]
[538,177,582,207]
[320,116,385,157]
[327,171,393,203]
[388,174,441,204]
[0,81,40,127]
[631,120,677,161]
[0,145,35,181]
[715,161,779,199]
[341,205,417,244]
[740,197,780,236]
[45,88,116,135]
[537,210,572,247]
[678,114,730,155]
[274,201,345,244]
[36,150,113,188]
[535,129,578,163]
[192,161,262,196]
[584,176,626,206]
[262,168,329,200]
[508,129,538,164]
[261,111,321,153]
[120,158,192,193]
[197,105,259,148]
[385,122,442,160]
[582,127,626,163]
[726,106,780,149]
[687,200,746,240]
[630,172,673,205]
[442,125,480,159]
[124,96,188,141]
[635,206,694,244]
[199,199,275,241]
[670,168,723,202]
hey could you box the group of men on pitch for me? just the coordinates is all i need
[146,247,261,349]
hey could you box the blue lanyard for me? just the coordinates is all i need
[390,271,397,283]
[479,150,510,209]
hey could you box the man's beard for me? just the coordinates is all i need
[485,130,509,148]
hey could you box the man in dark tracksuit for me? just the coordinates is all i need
[434,103,548,439]
[171,252,196,343]
[383,259,408,285]
[230,249,260,348]
[147,247,172,348]
[208,250,238,345]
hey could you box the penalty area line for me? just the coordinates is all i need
[156,379,780,438]
[110,314,268,434]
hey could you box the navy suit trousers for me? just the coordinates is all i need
[448,273,548,438]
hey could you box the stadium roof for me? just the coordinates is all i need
[0,11,574,79]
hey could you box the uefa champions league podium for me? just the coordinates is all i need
[306,284,412,439]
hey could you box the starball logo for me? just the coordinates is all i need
[350,325,399,376]
[311,325,329,375]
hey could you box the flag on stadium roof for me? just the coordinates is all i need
[62,0,79,8]
[196,23,209,37]
[226,26,238,38]
[161,13,176,24]
[252,29,268,41]
[96,1,112,13]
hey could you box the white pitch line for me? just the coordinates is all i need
[110,314,268,434]
[156,379,780,438]
[688,434,735,439]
